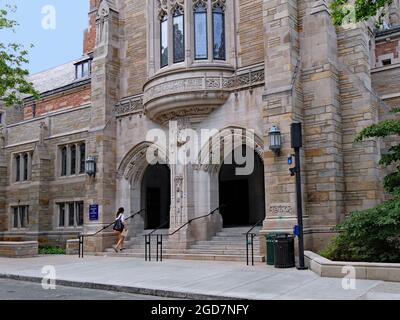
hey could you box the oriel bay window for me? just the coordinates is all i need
[14,151,32,183]
[59,142,86,177]
[155,0,227,69]
[58,201,84,228]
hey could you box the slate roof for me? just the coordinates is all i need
[27,55,91,96]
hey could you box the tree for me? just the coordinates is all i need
[0,5,39,107]
[330,0,393,26]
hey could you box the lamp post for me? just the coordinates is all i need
[268,126,282,155]
[290,122,307,270]
[85,156,97,178]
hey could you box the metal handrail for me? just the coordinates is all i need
[144,205,224,262]
[245,218,264,266]
[169,205,223,237]
[78,208,145,258]
[144,219,170,261]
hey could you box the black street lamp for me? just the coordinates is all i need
[290,122,307,270]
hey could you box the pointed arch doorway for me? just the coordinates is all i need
[141,164,171,230]
[219,145,266,227]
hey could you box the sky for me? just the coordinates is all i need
[1,0,89,74]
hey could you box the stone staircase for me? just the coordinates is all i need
[102,226,265,262]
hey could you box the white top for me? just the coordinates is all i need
[116,213,125,222]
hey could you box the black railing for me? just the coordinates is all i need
[245,218,264,266]
[144,205,224,262]
[78,208,145,258]
[144,220,170,262]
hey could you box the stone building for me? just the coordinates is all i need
[0,0,400,260]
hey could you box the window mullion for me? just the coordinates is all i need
[168,11,173,66]
[207,0,213,62]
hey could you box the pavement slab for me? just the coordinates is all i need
[0,255,399,300]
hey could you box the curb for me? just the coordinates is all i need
[0,273,246,300]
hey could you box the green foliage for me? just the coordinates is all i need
[330,0,392,26]
[0,4,39,106]
[356,108,400,194]
[321,198,400,262]
[323,108,400,262]
[39,246,66,255]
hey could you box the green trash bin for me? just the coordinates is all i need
[266,233,277,265]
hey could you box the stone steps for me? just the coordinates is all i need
[103,227,264,262]
[102,252,265,262]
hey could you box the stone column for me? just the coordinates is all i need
[30,123,51,240]
[167,118,196,249]
[337,23,384,212]
[261,0,309,239]
[84,0,120,253]
[0,126,6,232]
[300,0,344,250]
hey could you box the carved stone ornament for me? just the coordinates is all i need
[96,0,110,19]
[212,0,226,10]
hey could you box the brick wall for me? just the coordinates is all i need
[375,36,400,66]
[23,87,91,120]
[83,0,100,55]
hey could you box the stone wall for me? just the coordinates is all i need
[0,241,38,258]
[120,0,148,97]
[238,0,264,67]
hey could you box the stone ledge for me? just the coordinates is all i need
[0,241,38,258]
[66,239,79,255]
[305,251,400,282]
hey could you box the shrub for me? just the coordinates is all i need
[39,246,66,255]
[320,197,400,263]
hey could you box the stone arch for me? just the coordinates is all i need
[196,125,264,175]
[116,141,170,236]
[193,126,266,226]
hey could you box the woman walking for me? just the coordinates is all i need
[112,207,128,252]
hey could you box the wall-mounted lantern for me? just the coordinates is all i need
[85,156,97,177]
[268,126,282,155]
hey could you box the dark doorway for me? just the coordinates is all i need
[141,164,170,229]
[219,146,266,227]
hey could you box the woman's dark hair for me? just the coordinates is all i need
[116,207,124,217]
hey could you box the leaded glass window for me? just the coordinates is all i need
[212,4,225,60]
[160,14,169,68]
[194,2,208,60]
[173,8,185,63]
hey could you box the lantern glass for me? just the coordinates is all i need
[85,157,96,177]
[268,126,281,154]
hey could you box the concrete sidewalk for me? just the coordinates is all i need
[0,255,399,300]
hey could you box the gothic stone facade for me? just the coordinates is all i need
[1,0,400,255]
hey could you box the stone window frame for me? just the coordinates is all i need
[0,110,4,125]
[57,141,86,179]
[148,0,234,77]
[55,200,85,230]
[10,205,29,230]
[12,150,33,184]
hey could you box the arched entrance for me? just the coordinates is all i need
[219,146,266,227]
[141,164,171,229]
